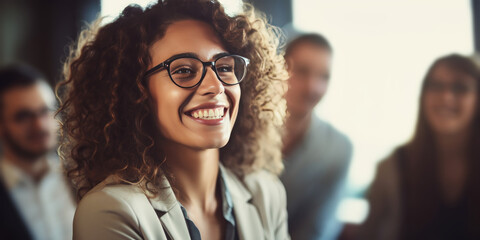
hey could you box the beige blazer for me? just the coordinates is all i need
[73,165,290,240]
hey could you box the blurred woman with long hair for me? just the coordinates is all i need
[359,54,480,240]
[56,0,289,239]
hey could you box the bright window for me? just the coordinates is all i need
[101,0,242,22]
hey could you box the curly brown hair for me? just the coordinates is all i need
[57,0,287,199]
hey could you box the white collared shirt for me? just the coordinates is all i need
[0,155,76,240]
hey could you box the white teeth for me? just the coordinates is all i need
[190,107,225,120]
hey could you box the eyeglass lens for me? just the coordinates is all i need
[169,56,247,88]
[426,80,476,95]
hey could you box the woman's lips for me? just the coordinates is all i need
[432,106,459,118]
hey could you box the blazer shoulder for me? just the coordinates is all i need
[242,170,290,239]
[222,167,287,215]
[243,170,286,202]
[77,183,147,216]
[367,153,402,207]
[375,154,400,182]
[74,184,146,240]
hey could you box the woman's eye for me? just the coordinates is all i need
[452,84,469,94]
[427,82,442,91]
[172,68,195,75]
[217,66,233,72]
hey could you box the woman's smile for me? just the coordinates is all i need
[184,103,229,126]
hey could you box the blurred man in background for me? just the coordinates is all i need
[0,65,75,240]
[281,33,353,240]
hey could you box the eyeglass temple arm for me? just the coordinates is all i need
[144,62,167,78]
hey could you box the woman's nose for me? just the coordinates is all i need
[197,67,225,96]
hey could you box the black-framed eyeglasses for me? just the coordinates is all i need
[144,53,250,88]
[425,80,477,95]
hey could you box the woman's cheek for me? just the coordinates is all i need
[227,86,241,125]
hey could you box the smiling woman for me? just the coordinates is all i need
[56,0,288,240]
[359,54,480,240]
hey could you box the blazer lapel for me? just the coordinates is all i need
[0,181,33,240]
[130,165,266,240]
[146,175,191,240]
[232,197,265,240]
[220,165,265,240]
[156,206,190,240]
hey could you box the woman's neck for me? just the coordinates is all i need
[162,141,220,212]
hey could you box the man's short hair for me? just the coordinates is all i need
[0,64,45,95]
[0,65,47,113]
[284,33,332,58]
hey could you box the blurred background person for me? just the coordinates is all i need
[281,33,353,240]
[0,65,76,240]
[358,54,480,240]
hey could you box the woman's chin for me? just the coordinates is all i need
[432,123,468,136]
[184,135,231,150]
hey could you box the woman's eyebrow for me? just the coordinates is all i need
[166,52,230,61]
[167,52,199,60]
[166,52,230,62]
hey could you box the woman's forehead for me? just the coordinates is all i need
[149,20,227,64]
[431,64,476,82]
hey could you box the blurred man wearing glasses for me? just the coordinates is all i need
[0,65,75,240]
[281,33,353,240]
